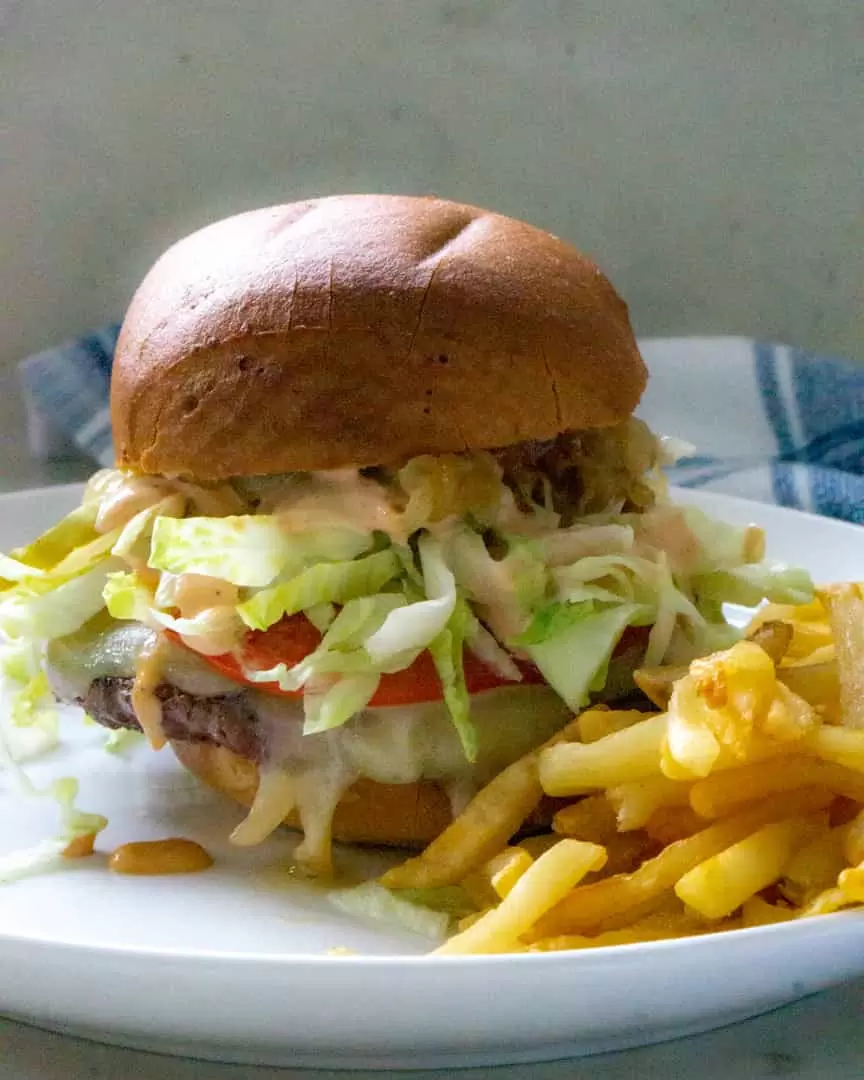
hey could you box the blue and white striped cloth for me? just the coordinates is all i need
[18,332,864,525]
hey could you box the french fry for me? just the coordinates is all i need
[747,598,831,660]
[807,723,864,771]
[674,817,814,920]
[689,756,864,818]
[644,805,709,845]
[552,794,619,843]
[819,584,864,728]
[784,821,847,894]
[597,831,658,877]
[433,840,607,955]
[741,896,797,927]
[533,787,833,937]
[381,716,583,889]
[607,775,692,831]
[802,863,864,916]
[516,834,562,859]
[577,708,647,744]
[777,660,840,720]
[485,847,533,899]
[539,714,667,796]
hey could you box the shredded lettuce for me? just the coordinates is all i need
[521,603,640,710]
[103,571,155,622]
[243,594,408,693]
[694,564,814,611]
[303,672,381,735]
[681,507,762,573]
[466,619,522,682]
[328,880,450,940]
[150,515,296,587]
[238,549,401,631]
[0,554,45,583]
[0,640,60,760]
[364,536,456,663]
[305,602,337,633]
[427,596,476,760]
[0,558,119,641]
[513,600,596,646]
[443,525,547,641]
[150,515,374,588]
[104,728,144,755]
[2,502,100,580]
[112,498,182,562]
[0,778,106,884]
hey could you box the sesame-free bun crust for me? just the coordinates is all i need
[170,740,554,848]
[112,195,646,480]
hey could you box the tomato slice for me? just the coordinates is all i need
[171,613,545,706]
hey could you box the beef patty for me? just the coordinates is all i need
[81,677,264,762]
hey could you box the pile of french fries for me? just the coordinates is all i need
[381,585,864,954]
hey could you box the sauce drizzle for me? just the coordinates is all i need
[109,838,214,875]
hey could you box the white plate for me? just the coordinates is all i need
[0,484,862,1070]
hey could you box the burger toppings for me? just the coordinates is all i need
[0,426,812,871]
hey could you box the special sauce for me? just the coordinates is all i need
[108,838,214,875]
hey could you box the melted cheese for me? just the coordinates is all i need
[242,684,571,871]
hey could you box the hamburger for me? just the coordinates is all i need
[0,195,811,874]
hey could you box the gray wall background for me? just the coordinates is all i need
[2,0,862,377]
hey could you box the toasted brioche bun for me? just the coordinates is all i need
[170,739,555,849]
[112,194,646,481]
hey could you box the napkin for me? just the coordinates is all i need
[18,332,864,524]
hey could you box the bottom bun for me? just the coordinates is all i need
[170,740,555,849]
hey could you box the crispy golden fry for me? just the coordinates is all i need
[633,664,689,710]
[577,709,647,744]
[485,847,534,899]
[747,620,793,664]
[777,660,840,720]
[552,794,619,843]
[644,805,709,845]
[460,871,499,911]
[539,714,667,796]
[784,821,847,894]
[607,775,692,831]
[843,809,864,866]
[741,896,797,927]
[433,840,607,955]
[380,716,583,889]
[806,725,864,771]
[689,755,864,818]
[747,599,831,661]
[516,833,562,859]
[802,863,864,916]
[532,788,834,937]
[597,831,658,877]
[665,643,821,781]
[819,584,864,728]
[674,816,814,919]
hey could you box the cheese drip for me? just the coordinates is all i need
[234,684,571,873]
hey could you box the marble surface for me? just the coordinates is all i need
[2,981,863,1079]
